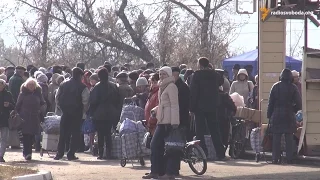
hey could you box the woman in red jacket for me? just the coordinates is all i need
[144,73,159,135]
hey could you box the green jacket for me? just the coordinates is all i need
[9,74,24,102]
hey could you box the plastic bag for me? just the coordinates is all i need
[296,110,303,122]
[81,117,95,134]
[164,128,186,154]
[230,92,245,107]
[119,118,137,135]
[41,115,61,134]
[84,134,90,146]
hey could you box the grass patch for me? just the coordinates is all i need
[0,165,37,180]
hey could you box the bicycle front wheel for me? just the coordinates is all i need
[186,144,207,175]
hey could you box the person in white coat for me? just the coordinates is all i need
[229,69,254,107]
[143,66,179,179]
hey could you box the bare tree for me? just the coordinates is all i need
[18,0,155,62]
[167,0,232,57]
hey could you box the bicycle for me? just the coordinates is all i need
[181,139,207,175]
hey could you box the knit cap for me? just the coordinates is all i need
[34,71,43,79]
[291,70,299,77]
[159,66,172,77]
[37,73,48,83]
[89,73,99,82]
[136,77,148,87]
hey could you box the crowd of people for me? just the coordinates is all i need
[0,56,302,178]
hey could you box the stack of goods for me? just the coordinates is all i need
[118,118,150,159]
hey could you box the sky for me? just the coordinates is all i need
[0,0,319,60]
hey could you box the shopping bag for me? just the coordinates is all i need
[119,118,137,135]
[81,117,96,134]
[262,121,272,152]
[41,115,61,134]
[164,128,186,153]
[143,132,152,149]
[8,110,24,130]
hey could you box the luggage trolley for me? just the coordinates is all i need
[119,98,149,167]
[40,112,60,157]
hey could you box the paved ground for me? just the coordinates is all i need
[2,149,320,180]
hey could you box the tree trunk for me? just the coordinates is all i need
[200,0,211,57]
[41,0,52,67]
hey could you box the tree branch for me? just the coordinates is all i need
[210,0,232,14]
[195,0,205,9]
[18,0,154,62]
[168,0,202,22]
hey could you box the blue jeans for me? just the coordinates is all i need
[150,124,179,175]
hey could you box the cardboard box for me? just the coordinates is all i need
[235,107,262,123]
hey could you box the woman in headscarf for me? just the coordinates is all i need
[142,66,179,179]
[229,69,254,107]
[267,68,302,164]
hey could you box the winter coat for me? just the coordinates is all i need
[175,78,190,128]
[217,90,237,121]
[48,73,61,112]
[135,92,148,109]
[229,69,254,107]
[145,86,159,133]
[0,90,15,128]
[56,78,89,119]
[250,85,259,109]
[89,81,121,128]
[156,76,179,125]
[190,69,223,113]
[294,81,302,97]
[267,69,302,134]
[118,82,135,105]
[9,73,24,102]
[16,86,45,135]
[222,77,230,94]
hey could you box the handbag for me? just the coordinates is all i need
[81,117,96,134]
[164,128,186,154]
[8,110,24,130]
[262,120,272,152]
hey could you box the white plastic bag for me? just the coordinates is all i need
[230,92,245,107]
[84,134,90,146]
[119,118,137,135]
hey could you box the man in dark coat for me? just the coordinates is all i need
[8,66,25,149]
[217,88,237,151]
[172,67,190,131]
[89,68,121,159]
[190,57,225,160]
[54,68,90,161]
[172,66,190,175]
[5,67,15,83]
[267,68,301,164]
[9,66,26,102]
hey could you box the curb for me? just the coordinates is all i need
[12,171,53,180]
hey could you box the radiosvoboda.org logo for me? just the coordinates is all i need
[260,7,313,21]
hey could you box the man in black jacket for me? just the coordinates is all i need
[54,68,90,160]
[172,66,191,175]
[190,57,226,160]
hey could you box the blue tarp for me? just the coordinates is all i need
[223,49,302,78]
